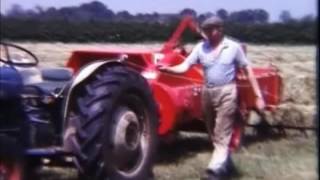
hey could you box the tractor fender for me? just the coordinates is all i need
[62,60,122,125]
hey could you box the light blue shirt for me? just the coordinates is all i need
[185,37,249,86]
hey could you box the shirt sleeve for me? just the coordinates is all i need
[184,43,201,66]
[235,44,250,67]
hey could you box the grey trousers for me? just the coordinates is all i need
[201,82,238,171]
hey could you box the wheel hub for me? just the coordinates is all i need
[111,107,142,168]
[125,121,140,150]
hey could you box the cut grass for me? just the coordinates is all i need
[153,132,317,180]
[37,132,317,180]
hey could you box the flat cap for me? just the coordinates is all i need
[200,16,224,29]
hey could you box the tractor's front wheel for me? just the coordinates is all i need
[66,65,158,180]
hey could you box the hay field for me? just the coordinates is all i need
[10,42,317,180]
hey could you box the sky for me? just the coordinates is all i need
[0,0,317,22]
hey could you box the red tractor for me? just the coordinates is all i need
[63,16,282,179]
[0,17,281,180]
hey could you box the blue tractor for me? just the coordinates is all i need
[0,42,158,180]
[0,42,75,179]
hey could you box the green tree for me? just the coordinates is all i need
[280,10,293,23]
[216,9,228,20]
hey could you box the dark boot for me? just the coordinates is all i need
[201,169,232,180]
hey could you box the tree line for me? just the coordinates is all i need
[0,1,316,44]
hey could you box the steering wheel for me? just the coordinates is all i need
[0,42,39,67]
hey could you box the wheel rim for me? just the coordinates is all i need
[113,108,141,153]
[110,101,150,176]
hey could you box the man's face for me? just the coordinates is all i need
[202,25,223,42]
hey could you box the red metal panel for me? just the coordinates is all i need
[66,50,153,73]
[237,67,282,111]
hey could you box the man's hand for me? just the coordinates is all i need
[156,62,190,74]
[255,97,266,111]
[244,65,266,111]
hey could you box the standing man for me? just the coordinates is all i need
[158,16,265,179]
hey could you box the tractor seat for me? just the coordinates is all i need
[17,66,73,94]
[41,67,73,81]
[23,67,72,94]
[34,67,73,93]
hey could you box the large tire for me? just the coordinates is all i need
[66,65,158,180]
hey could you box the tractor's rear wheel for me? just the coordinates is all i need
[66,65,158,180]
